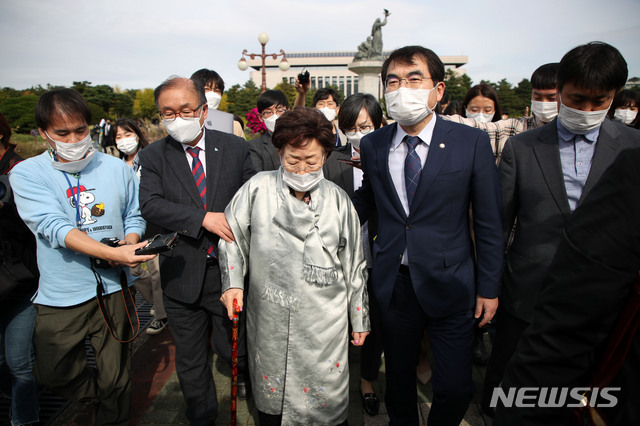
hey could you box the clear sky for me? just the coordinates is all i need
[1,0,638,91]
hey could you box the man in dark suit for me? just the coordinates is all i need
[482,41,637,420]
[495,146,640,426]
[247,90,289,172]
[138,77,255,425]
[352,45,504,425]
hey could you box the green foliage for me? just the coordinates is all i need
[444,70,473,102]
[0,95,39,133]
[133,89,157,120]
[87,102,107,124]
[274,80,297,108]
[225,80,261,119]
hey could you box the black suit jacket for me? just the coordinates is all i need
[323,143,355,196]
[500,118,639,322]
[138,129,256,303]
[247,133,279,172]
[496,145,640,426]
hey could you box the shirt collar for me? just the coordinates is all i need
[181,130,206,153]
[556,118,600,143]
[392,114,437,150]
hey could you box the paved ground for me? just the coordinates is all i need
[2,300,489,425]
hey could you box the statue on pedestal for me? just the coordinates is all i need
[353,9,390,62]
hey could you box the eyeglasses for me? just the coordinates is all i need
[261,107,288,119]
[344,125,374,137]
[160,103,205,122]
[385,76,432,91]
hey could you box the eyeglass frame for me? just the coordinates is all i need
[384,76,434,91]
[343,125,375,138]
[159,102,206,122]
[261,106,288,119]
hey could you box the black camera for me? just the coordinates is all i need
[0,175,12,205]
[91,237,120,269]
[298,70,310,85]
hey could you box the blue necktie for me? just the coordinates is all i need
[187,147,215,257]
[404,136,422,208]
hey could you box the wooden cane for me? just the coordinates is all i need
[231,299,240,426]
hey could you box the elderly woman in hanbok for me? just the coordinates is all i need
[219,108,370,426]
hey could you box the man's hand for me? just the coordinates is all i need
[220,288,244,320]
[108,241,157,268]
[475,296,498,328]
[202,212,234,242]
[294,77,310,95]
[351,331,369,346]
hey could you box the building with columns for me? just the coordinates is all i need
[243,51,468,99]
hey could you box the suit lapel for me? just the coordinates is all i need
[166,137,204,208]
[579,119,621,204]
[532,120,572,221]
[375,124,407,219]
[410,116,451,215]
[205,130,223,211]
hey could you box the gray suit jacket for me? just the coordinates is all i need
[138,129,256,303]
[499,117,639,322]
[247,133,279,172]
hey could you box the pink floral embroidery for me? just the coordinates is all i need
[356,306,361,311]
[304,387,309,393]
[335,362,340,368]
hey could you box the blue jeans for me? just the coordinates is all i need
[0,297,39,425]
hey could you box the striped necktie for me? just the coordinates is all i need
[187,147,215,256]
[404,135,422,208]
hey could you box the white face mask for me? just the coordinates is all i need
[282,167,325,193]
[318,106,337,122]
[466,110,494,123]
[205,92,221,110]
[385,87,437,126]
[530,100,558,123]
[263,114,279,133]
[558,96,611,135]
[163,111,204,144]
[46,131,93,161]
[613,109,637,125]
[116,136,139,155]
[346,132,365,150]
[51,149,97,173]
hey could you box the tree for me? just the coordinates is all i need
[444,70,473,102]
[0,95,39,133]
[133,89,157,120]
[274,80,297,109]
[225,80,261,119]
[109,92,133,118]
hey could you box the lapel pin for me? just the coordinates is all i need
[439,143,445,149]
[215,147,219,152]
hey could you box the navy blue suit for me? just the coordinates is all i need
[352,116,503,425]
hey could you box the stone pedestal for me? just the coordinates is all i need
[348,60,384,99]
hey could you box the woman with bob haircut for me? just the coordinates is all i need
[462,83,502,123]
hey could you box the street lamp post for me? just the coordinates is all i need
[238,32,290,93]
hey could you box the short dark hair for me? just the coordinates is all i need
[0,112,11,150]
[443,101,463,116]
[461,84,502,122]
[35,88,92,130]
[257,90,289,113]
[557,42,628,92]
[190,68,225,94]
[312,88,340,107]
[381,45,445,86]
[271,108,335,157]
[154,76,206,109]
[607,89,640,119]
[111,118,149,158]
[531,63,559,90]
[337,93,383,132]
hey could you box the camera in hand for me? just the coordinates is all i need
[298,70,310,85]
[135,232,178,255]
[91,237,121,269]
